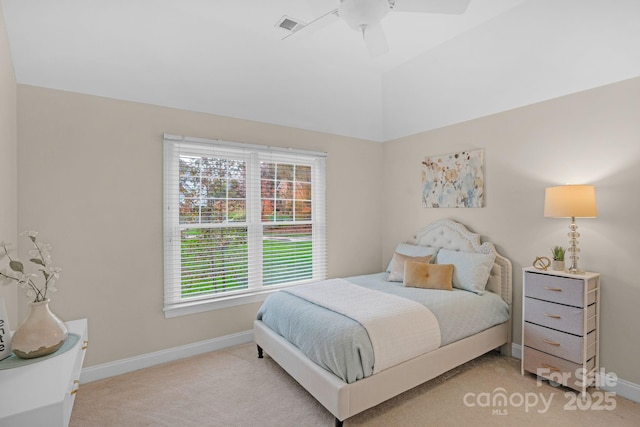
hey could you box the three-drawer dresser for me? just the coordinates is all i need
[521,267,600,395]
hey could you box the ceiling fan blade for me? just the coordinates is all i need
[363,24,389,58]
[282,9,339,41]
[391,0,472,14]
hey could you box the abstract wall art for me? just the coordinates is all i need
[421,149,484,208]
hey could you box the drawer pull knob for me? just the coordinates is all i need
[70,380,80,395]
[543,313,561,319]
[544,287,563,292]
[543,339,561,346]
[541,363,561,372]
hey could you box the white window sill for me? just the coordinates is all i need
[163,288,281,318]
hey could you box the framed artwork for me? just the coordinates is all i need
[421,149,484,208]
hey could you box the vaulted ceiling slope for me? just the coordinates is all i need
[2,0,640,142]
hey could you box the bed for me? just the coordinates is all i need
[253,219,512,426]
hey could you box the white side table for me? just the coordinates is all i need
[0,318,88,427]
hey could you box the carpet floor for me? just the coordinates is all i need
[70,343,640,426]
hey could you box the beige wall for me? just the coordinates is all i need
[16,85,383,367]
[0,5,17,326]
[12,67,640,386]
[382,76,640,384]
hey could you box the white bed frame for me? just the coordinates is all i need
[254,219,512,426]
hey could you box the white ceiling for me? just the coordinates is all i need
[2,0,640,142]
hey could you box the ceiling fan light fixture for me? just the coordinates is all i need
[338,0,390,32]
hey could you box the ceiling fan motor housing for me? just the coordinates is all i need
[338,0,390,31]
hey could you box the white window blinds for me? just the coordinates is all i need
[163,134,327,314]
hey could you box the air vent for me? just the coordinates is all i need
[276,15,305,32]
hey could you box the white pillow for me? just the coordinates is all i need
[386,243,439,272]
[435,248,496,295]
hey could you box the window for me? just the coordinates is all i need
[163,134,327,316]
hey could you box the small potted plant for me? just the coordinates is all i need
[551,246,565,271]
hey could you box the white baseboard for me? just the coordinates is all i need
[511,342,522,360]
[80,330,254,384]
[598,374,640,403]
[510,343,639,403]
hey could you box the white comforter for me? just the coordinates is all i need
[286,278,442,374]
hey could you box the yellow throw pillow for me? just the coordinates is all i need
[403,261,454,291]
[388,252,432,282]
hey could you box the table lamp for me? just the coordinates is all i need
[544,185,597,274]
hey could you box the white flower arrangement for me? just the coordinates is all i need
[0,231,61,302]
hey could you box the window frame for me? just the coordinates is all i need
[163,134,327,318]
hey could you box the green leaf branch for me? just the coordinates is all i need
[0,231,61,303]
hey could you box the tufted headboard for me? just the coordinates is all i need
[407,219,512,308]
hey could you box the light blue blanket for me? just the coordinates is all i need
[256,272,509,383]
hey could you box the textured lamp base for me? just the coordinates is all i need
[566,217,584,275]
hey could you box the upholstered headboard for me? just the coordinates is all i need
[407,219,512,308]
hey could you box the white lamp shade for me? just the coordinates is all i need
[544,185,597,218]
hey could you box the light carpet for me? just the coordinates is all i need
[70,343,640,426]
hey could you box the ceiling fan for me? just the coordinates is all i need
[281,0,472,58]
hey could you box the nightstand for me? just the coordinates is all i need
[0,318,88,427]
[521,268,600,395]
